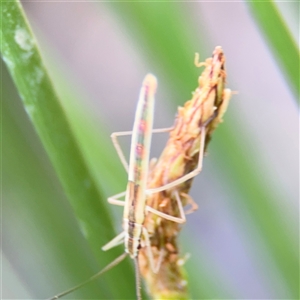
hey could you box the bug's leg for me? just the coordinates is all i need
[142,227,165,274]
[47,253,127,300]
[134,257,142,300]
[111,127,174,174]
[102,194,127,250]
[180,192,198,215]
[102,231,126,251]
[151,126,174,133]
[146,125,207,195]
[111,130,132,173]
[107,191,126,207]
[146,190,186,224]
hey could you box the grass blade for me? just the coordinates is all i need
[247,0,300,102]
[1,1,135,298]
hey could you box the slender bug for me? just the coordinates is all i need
[48,74,210,300]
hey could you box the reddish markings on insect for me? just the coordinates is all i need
[139,120,147,134]
[136,143,144,157]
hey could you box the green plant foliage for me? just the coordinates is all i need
[2,1,298,300]
[247,0,300,102]
[1,1,136,299]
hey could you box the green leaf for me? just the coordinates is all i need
[1,1,136,299]
[247,0,300,102]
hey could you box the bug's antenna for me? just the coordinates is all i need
[47,252,127,300]
[134,256,142,300]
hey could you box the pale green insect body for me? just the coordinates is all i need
[124,74,157,258]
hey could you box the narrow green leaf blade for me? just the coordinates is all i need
[1,1,135,298]
[247,0,300,102]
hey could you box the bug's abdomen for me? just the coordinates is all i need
[123,219,143,258]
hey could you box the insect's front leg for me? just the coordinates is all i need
[111,127,174,174]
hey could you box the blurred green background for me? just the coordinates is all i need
[2,1,299,299]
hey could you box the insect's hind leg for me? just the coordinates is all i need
[142,227,164,274]
[47,253,127,300]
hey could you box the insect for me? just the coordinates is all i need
[48,73,211,300]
